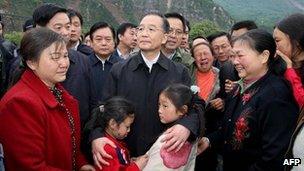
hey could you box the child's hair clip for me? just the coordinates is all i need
[99,105,105,112]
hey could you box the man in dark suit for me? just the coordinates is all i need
[90,12,203,169]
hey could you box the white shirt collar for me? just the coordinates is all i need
[141,52,160,72]
[73,41,80,51]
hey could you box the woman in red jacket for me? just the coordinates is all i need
[273,13,304,108]
[0,28,93,170]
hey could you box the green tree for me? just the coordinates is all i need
[189,20,221,40]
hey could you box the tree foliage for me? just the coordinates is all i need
[189,20,221,40]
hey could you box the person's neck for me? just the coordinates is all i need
[141,50,160,61]
[105,128,116,140]
[117,44,131,56]
[96,53,110,60]
[244,68,268,85]
[67,40,78,49]
[161,47,176,58]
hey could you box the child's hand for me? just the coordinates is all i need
[135,154,149,170]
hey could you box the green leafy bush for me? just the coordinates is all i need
[4,31,23,45]
[189,20,221,40]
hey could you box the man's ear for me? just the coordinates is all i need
[161,33,168,45]
[118,34,123,41]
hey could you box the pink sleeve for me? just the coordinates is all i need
[284,68,304,107]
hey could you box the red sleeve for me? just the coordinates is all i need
[95,145,139,171]
[284,68,304,107]
[0,98,68,171]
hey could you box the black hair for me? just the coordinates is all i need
[276,13,304,59]
[144,12,170,33]
[33,3,67,27]
[22,18,35,32]
[231,20,258,34]
[207,31,230,43]
[164,12,186,32]
[89,21,115,41]
[232,29,276,68]
[185,19,190,32]
[160,84,205,137]
[85,97,135,132]
[67,8,83,26]
[10,28,66,86]
[116,22,137,45]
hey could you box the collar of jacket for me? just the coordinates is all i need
[68,49,78,64]
[21,69,73,108]
[172,48,195,65]
[90,53,121,66]
[129,51,169,71]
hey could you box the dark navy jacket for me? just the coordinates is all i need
[62,49,98,127]
[88,53,122,104]
[77,43,93,56]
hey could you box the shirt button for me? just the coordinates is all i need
[228,119,232,122]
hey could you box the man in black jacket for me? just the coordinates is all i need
[90,12,203,168]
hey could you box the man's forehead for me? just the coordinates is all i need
[212,36,230,45]
[140,15,162,25]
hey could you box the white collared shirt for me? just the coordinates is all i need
[117,48,129,60]
[72,41,80,51]
[141,52,160,73]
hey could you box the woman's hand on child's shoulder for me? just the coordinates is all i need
[134,154,149,170]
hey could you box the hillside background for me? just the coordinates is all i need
[0,0,303,33]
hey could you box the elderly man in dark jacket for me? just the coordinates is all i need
[90,12,204,168]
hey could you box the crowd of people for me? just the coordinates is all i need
[0,3,303,171]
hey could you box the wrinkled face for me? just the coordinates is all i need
[119,27,137,49]
[231,28,248,40]
[70,16,82,43]
[211,36,232,62]
[158,93,183,124]
[114,116,134,139]
[91,27,115,58]
[137,15,167,53]
[27,42,69,87]
[194,44,214,73]
[164,18,184,51]
[46,12,71,42]
[232,40,267,80]
[273,27,292,58]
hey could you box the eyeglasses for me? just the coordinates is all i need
[49,52,69,62]
[136,25,163,34]
[168,28,184,36]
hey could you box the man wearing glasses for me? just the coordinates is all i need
[162,13,195,73]
[90,12,203,169]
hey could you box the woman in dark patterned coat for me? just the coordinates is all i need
[197,29,299,171]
